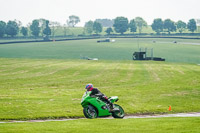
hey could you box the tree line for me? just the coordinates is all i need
[0,15,81,39]
[0,15,198,38]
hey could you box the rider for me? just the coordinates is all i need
[85,84,115,111]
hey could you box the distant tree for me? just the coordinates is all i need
[93,21,102,34]
[113,17,129,34]
[135,17,147,34]
[0,21,6,37]
[15,20,22,28]
[43,20,51,40]
[21,27,28,37]
[38,18,47,36]
[163,19,176,34]
[67,15,80,27]
[105,27,113,35]
[129,19,137,33]
[151,18,163,34]
[187,19,197,33]
[30,19,40,37]
[63,24,68,37]
[95,19,114,27]
[176,20,186,33]
[5,20,19,37]
[50,21,61,39]
[84,21,94,35]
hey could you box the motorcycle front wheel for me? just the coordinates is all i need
[83,105,98,119]
[112,104,125,118]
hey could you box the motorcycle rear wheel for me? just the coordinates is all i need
[83,105,98,119]
[112,104,125,118]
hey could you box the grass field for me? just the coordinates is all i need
[41,25,200,36]
[13,26,155,37]
[0,38,200,64]
[0,38,200,132]
[0,117,200,133]
[52,26,157,36]
[0,58,199,120]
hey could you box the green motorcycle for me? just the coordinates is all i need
[81,91,125,119]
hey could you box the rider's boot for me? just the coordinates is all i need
[109,103,117,112]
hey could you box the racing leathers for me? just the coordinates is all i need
[87,87,114,110]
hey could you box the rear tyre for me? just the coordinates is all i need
[83,105,98,119]
[112,104,125,118]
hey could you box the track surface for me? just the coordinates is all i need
[0,112,200,123]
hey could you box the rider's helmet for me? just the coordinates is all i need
[85,84,93,90]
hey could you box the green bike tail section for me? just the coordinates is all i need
[81,91,111,117]
[109,96,119,103]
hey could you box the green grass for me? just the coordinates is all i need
[0,38,200,64]
[52,26,200,35]
[0,38,199,133]
[34,26,200,36]
[47,26,156,36]
[0,117,200,133]
[51,26,156,35]
[0,58,200,120]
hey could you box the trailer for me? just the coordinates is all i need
[133,48,165,61]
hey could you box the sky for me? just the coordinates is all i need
[0,0,200,26]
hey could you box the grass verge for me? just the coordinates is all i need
[0,38,200,63]
[0,117,200,133]
[0,58,200,120]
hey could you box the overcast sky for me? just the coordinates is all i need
[0,0,200,26]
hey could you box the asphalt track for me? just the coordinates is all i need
[0,112,200,124]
